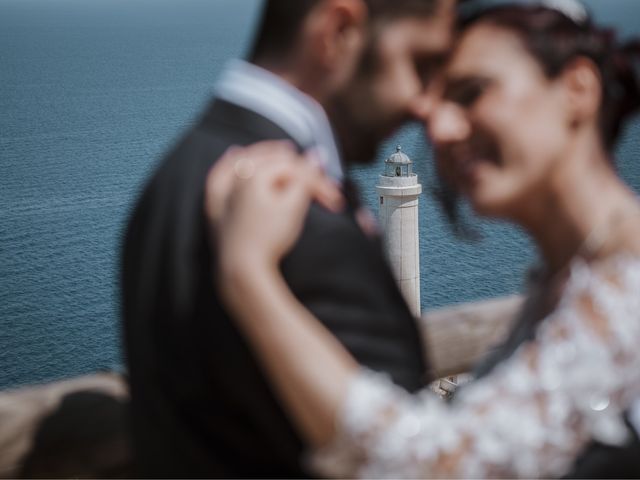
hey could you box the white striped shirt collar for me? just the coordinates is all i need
[215,60,344,182]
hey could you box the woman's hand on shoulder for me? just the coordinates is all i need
[204,140,344,280]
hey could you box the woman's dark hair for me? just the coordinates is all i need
[459,5,640,150]
[437,3,640,235]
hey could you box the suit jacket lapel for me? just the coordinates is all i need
[202,98,383,241]
[202,99,304,149]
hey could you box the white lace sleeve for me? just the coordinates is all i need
[310,256,640,478]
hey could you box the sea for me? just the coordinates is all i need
[1,0,639,390]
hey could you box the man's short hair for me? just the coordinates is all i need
[248,0,442,64]
[365,0,441,20]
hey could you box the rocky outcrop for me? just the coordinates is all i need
[0,372,131,479]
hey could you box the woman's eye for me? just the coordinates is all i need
[444,78,490,107]
[455,84,485,107]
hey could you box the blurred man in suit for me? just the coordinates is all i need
[122,0,455,476]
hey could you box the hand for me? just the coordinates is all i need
[204,140,344,278]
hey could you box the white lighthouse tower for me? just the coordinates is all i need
[376,145,422,317]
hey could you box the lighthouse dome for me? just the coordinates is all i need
[385,145,412,165]
[383,145,413,177]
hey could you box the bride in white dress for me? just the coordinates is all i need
[204,1,640,477]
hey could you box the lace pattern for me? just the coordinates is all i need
[310,255,640,478]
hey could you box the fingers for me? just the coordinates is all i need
[204,140,298,225]
[300,155,344,213]
[205,140,345,231]
[243,156,344,215]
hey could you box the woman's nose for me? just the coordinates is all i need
[427,103,471,145]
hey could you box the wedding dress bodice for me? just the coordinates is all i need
[311,255,640,478]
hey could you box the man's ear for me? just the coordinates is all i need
[561,56,602,127]
[308,0,367,72]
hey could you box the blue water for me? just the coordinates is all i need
[1,0,639,390]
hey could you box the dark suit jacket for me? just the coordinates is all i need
[122,99,428,478]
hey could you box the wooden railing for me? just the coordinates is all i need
[0,295,521,478]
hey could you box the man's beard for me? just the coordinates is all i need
[327,94,382,166]
[327,83,411,167]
